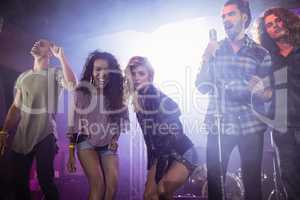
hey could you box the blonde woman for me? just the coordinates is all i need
[125,56,198,200]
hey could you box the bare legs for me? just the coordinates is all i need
[144,162,159,200]
[144,160,190,200]
[77,149,119,200]
[101,154,119,200]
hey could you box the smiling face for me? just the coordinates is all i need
[30,39,52,59]
[92,58,109,89]
[264,14,289,41]
[222,4,247,40]
[130,65,152,91]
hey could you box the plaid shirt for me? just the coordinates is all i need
[195,35,272,135]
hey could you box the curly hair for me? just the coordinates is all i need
[77,50,125,121]
[255,8,300,54]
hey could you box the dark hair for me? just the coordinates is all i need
[224,0,252,28]
[78,50,125,122]
[255,7,300,54]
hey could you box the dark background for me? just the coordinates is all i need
[0,1,299,199]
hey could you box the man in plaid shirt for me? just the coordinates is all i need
[195,0,272,199]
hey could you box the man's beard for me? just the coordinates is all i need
[225,21,244,41]
[30,48,40,56]
[31,50,50,59]
[273,31,290,43]
[227,30,239,40]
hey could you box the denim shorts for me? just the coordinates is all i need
[76,140,117,156]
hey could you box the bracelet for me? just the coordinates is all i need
[68,133,78,144]
[0,130,8,136]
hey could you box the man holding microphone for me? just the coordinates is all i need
[195,0,272,199]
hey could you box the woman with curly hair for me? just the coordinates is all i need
[67,50,128,200]
[255,8,300,200]
[125,56,198,200]
[255,7,300,55]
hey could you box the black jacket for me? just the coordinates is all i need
[136,84,193,171]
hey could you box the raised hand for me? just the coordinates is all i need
[50,44,65,60]
[202,41,219,62]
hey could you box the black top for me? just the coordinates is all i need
[136,84,193,170]
[271,47,300,127]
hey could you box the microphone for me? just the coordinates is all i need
[209,28,218,42]
[201,28,219,63]
[208,28,219,59]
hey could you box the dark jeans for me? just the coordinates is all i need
[274,128,300,200]
[11,134,59,200]
[206,133,264,200]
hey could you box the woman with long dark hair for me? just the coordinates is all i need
[125,56,198,200]
[67,50,128,200]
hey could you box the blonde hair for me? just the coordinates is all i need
[124,56,155,111]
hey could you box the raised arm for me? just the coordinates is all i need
[195,41,219,94]
[50,45,77,89]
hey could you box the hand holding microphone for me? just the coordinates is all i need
[202,29,219,62]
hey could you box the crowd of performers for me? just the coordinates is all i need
[1,0,300,199]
